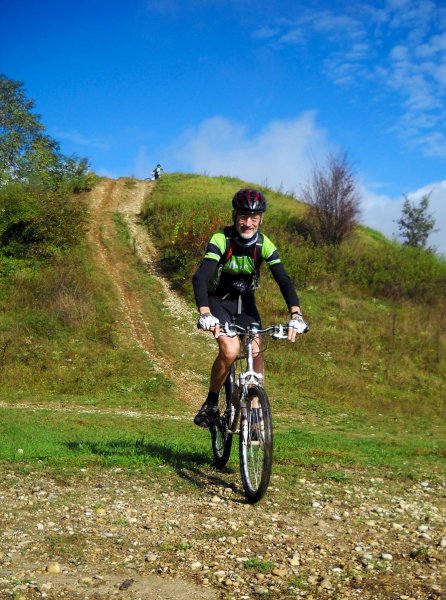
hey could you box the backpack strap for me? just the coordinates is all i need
[221,233,234,264]
[254,233,264,269]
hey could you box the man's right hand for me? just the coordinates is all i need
[197,313,220,337]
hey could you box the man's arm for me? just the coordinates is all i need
[268,262,300,309]
[268,262,305,342]
[192,258,218,309]
[192,259,222,337]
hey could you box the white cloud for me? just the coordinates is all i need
[172,112,332,195]
[133,146,154,179]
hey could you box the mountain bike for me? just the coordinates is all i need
[210,322,294,503]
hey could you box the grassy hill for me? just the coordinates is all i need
[141,173,446,419]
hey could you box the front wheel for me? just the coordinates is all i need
[239,385,273,503]
[211,365,238,468]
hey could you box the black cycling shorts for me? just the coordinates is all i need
[208,293,261,329]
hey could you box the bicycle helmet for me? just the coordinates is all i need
[232,189,267,213]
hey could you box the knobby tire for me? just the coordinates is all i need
[239,385,273,503]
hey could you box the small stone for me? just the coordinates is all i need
[46,562,61,574]
[119,579,133,590]
[381,553,393,561]
[319,577,332,589]
[214,570,225,579]
[439,538,446,548]
[252,585,269,595]
[272,567,287,577]
[191,561,202,570]
[145,553,158,562]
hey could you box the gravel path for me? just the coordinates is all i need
[1,468,445,599]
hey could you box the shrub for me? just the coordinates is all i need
[0,182,88,260]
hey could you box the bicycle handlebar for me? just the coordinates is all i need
[218,323,296,339]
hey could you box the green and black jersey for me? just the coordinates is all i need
[192,225,299,309]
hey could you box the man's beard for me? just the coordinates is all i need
[235,226,259,245]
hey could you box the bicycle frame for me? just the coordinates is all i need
[225,323,288,427]
[238,329,263,390]
[229,322,287,386]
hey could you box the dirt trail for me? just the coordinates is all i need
[88,177,204,405]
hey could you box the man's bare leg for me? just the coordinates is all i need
[209,335,240,392]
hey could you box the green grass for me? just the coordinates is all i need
[244,558,275,572]
[0,407,211,470]
[2,399,444,492]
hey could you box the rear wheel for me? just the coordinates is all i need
[211,365,239,468]
[239,385,272,502]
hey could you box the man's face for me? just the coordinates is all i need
[234,211,263,240]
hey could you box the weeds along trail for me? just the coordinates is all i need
[87,178,206,407]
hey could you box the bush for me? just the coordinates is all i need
[335,241,446,304]
[0,182,89,260]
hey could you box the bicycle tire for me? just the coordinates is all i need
[239,385,273,502]
[211,365,239,468]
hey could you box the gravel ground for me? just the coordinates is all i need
[1,467,445,599]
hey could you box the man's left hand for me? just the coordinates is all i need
[287,315,309,342]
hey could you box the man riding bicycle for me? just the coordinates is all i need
[192,188,307,428]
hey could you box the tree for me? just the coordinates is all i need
[396,193,437,249]
[0,75,58,183]
[0,74,91,188]
[301,152,361,245]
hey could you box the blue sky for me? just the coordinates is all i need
[1,0,445,253]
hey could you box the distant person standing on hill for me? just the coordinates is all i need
[191,188,308,427]
[152,164,163,180]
